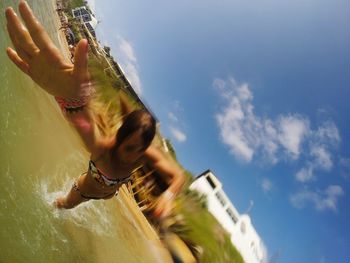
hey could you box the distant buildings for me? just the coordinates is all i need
[71,6,98,37]
[190,170,267,263]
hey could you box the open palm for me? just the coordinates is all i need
[5,1,90,98]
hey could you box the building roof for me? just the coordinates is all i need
[195,169,212,179]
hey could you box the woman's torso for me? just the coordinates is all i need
[79,146,145,198]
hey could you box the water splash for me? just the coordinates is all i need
[37,172,119,238]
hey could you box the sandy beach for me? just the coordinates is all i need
[52,1,71,62]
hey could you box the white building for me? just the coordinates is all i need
[190,170,267,263]
[72,6,98,37]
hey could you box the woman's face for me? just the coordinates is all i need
[116,132,145,165]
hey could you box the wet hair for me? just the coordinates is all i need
[115,109,156,151]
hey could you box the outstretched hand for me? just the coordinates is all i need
[5,1,90,98]
[153,192,174,219]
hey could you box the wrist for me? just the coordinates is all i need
[54,81,94,113]
[163,190,175,201]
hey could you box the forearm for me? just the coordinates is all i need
[60,104,101,154]
[145,146,187,196]
[153,170,185,218]
[166,171,186,196]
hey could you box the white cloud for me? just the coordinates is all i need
[169,126,187,142]
[115,37,142,95]
[168,112,179,122]
[261,178,273,193]
[214,78,259,162]
[214,76,341,183]
[215,77,311,163]
[295,165,314,182]
[216,101,255,161]
[293,145,334,183]
[290,185,344,212]
[119,38,137,63]
[315,121,340,145]
[310,146,333,171]
[278,115,309,159]
[167,102,187,143]
[122,63,141,95]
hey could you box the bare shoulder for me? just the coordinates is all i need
[90,138,112,161]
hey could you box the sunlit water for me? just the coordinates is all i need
[0,1,167,262]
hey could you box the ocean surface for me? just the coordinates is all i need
[0,1,165,262]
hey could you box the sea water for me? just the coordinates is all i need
[0,1,166,262]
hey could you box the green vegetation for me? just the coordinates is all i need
[176,194,244,263]
[66,0,84,10]
[183,188,208,209]
[89,53,123,92]
[70,20,83,43]
[62,1,85,42]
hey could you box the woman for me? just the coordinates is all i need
[5,1,185,214]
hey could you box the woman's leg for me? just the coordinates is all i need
[54,174,89,209]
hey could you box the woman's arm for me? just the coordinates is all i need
[64,108,104,155]
[5,2,104,154]
[144,146,186,217]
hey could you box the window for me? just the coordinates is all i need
[73,10,80,17]
[206,175,216,189]
[85,23,92,30]
[226,208,238,224]
[85,23,96,37]
[82,14,91,22]
[81,8,89,15]
[215,192,226,206]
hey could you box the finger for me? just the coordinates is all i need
[6,47,29,74]
[7,23,32,62]
[5,8,23,50]
[18,1,55,52]
[73,39,89,80]
[17,46,32,62]
[5,6,38,56]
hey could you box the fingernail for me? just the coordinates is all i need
[22,1,31,11]
[6,7,17,16]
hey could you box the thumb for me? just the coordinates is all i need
[73,39,89,81]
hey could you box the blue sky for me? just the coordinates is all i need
[87,0,350,262]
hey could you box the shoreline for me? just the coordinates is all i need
[52,0,71,62]
[51,1,172,262]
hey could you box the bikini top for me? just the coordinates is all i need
[89,160,133,187]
